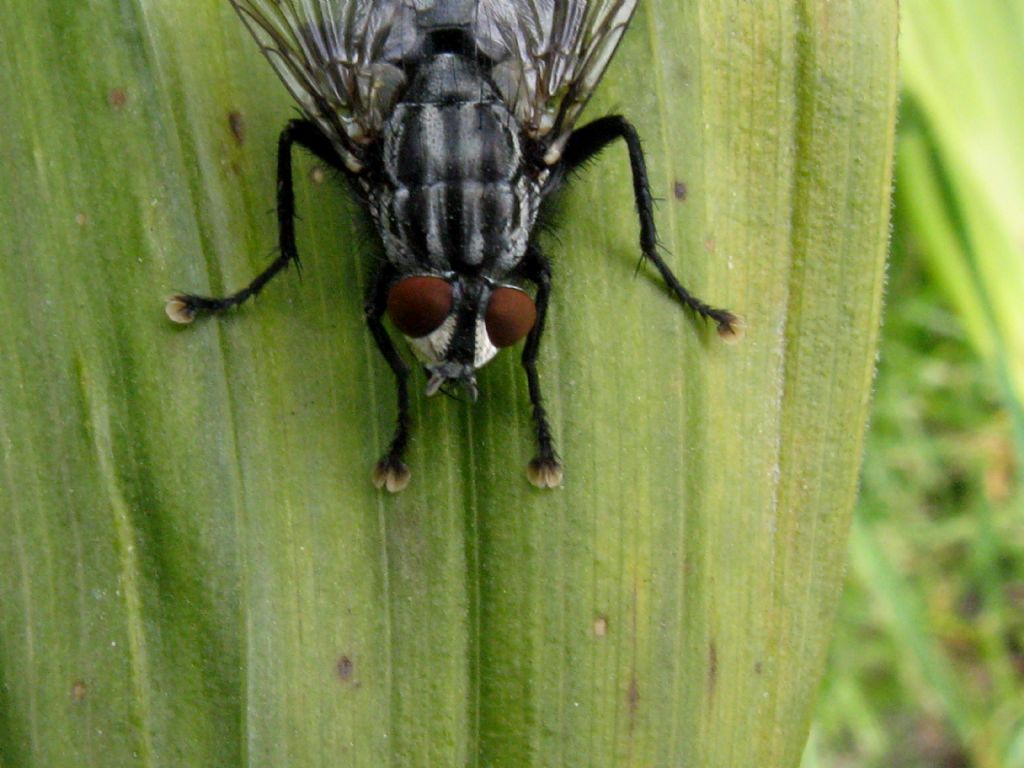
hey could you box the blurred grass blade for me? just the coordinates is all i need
[847,519,974,744]
[900,0,1024,443]
[0,1,896,766]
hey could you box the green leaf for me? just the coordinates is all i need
[0,1,896,766]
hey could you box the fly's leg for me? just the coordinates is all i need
[519,245,562,489]
[366,265,413,493]
[166,119,343,323]
[561,115,742,340]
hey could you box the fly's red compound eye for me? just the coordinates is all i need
[386,276,454,338]
[485,286,536,347]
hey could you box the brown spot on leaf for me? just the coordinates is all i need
[228,111,246,145]
[71,681,87,702]
[707,641,718,697]
[75,212,88,228]
[673,180,688,201]
[336,655,354,682]
[754,661,763,675]
[628,675,640,715]
[108,88,127,109]
[593,615,608,637]
[310,165,326,185]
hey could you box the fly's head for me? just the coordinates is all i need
[385,274,536,400]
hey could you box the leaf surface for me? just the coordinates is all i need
[0,1,897,766]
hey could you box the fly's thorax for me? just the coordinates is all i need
[385,273,537,393]
[368,52,542,276]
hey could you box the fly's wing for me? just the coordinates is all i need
[230,1,637,168]
[474,0,640,164]
[229,0,424,171]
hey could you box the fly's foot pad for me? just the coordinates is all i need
[527,456,563,489]
[373,457,411,493]
[165,295,199,325]
[716,312,745,344]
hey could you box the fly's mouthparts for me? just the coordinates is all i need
[426,371,446,397]
[425,369,479,402]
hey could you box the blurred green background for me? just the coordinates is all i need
[805,1,1024,766]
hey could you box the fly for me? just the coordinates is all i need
[166,0,740,493]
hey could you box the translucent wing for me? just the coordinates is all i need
[229,0,420,170]
[230,1,638,168]
[474,0,640,163]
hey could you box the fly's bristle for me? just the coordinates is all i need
[165,295,197,325]
[527,457,563,489]
[716,313,745,344]
[373,458,411,493]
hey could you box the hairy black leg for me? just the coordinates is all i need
[365,264,413,493]
[166,119,344,323]
[518,245,562,489]
[561,116,741,340]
